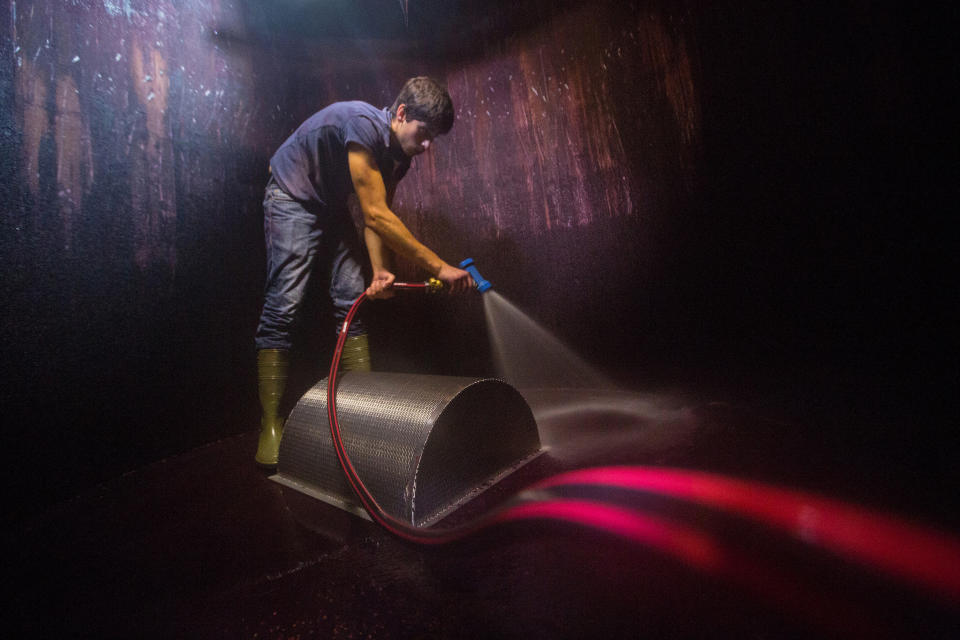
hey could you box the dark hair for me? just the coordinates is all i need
[391,76,455,136]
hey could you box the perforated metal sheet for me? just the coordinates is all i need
[272,372,541,526]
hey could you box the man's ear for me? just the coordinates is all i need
[395,103,406,122]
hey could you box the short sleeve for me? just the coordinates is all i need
[343,115,382,155]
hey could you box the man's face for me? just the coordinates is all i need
[394,106,436,157]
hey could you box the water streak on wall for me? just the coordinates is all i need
[7,0,269,278]
[16,57,47,194]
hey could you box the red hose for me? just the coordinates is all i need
[327,290,484,543]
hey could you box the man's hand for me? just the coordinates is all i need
[366,269,396,299]
[437,263,475,294]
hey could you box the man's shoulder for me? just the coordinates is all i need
[310,101,387,128]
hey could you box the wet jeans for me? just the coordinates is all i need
[255,177,367,350]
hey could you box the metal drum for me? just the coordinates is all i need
[271,372,541,527]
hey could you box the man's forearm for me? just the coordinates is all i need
[348,145,447,276]
[364,226,392,273]
[364,206,445,275]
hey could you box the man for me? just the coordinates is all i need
[254,77,474,467]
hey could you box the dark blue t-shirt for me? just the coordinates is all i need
[269,101,410,211]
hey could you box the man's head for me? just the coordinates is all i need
[390,76,454,157]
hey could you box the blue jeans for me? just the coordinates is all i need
[255,177,367,350]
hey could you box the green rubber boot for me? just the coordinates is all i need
[340,334,371,372]
[255,348,289,468]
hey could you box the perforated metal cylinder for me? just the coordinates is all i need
[272,372,541,527]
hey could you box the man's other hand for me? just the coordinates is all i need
[437,263,475,294]
[366,269,396,299]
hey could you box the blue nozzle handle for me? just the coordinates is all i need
[459,258,492,293]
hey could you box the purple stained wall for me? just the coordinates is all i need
[386,2,701,379]
[3,1,952,514]
[0,0,428,514]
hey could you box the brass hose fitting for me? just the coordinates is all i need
[426,277,443,293]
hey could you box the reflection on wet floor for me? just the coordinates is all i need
[8,385,959,638]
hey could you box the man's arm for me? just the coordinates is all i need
[364,226,395,299]
[365,225,391,273]
[367,180,397,274]
[347,143,472,292]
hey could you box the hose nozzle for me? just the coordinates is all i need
[459,258,492,293]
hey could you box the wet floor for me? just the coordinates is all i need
[8,387,959,638]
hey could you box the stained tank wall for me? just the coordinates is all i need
[1,1,951,516]
[0,0,428,515]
